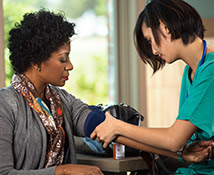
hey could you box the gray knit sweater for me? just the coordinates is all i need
[0,86,91,175]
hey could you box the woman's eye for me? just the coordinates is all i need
[60,57,68,63]
[148,39,151,43]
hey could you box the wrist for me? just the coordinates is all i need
[115,119,126,135]
[177,151,186,163]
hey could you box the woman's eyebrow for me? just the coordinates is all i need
[58,52,69,56]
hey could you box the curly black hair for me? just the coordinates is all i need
[8,9,76,74]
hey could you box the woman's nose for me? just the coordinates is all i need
[151,45,158,55]
[65,59,73,71]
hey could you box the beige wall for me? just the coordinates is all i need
[0,0,5,88]
[145,61,185,127]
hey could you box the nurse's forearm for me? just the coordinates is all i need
[115,136,178,159]
[115,119,196,152]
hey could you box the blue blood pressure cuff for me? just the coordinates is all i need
[84,105,106,137]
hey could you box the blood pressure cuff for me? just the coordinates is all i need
[81,103,144,157]
[84,105,106,137]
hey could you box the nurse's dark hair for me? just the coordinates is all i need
[8,9,76,74]
[134,0,205,73]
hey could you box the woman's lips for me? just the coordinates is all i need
[63,76,69,80]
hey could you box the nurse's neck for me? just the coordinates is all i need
[182,38,204,80]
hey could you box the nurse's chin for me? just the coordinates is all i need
[167,58,181,64]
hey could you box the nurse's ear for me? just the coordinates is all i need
[159,20,172,40]
[159,21,170,35]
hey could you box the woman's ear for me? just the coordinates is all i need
[31,63,41,72]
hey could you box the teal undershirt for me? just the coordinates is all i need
[175,52,214,174]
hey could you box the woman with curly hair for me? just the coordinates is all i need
[0,9,105,175]
[91,0,214,174]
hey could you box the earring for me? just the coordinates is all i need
[37,67,41,72]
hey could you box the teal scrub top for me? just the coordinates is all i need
[175,52,214,174]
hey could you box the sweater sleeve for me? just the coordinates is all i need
[54,87,92,136]
[54,87,106,137]
[0,167,56,175]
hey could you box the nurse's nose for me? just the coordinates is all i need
[151,44,159,56]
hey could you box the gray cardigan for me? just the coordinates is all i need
[0,86,91,175]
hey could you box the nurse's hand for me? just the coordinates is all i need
[182,140,214,163]
[90,112,120,148]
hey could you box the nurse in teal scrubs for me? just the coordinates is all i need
[91,0,214,174]
[175,42,214,174]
